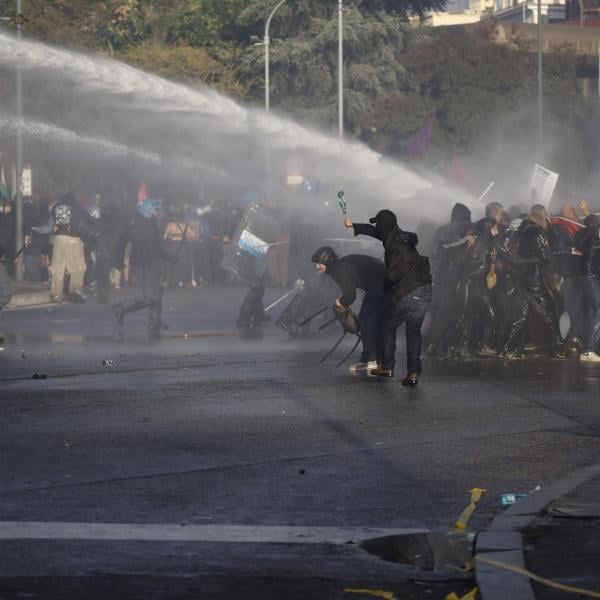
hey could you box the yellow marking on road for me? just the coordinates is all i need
[454,488,486,530]
[344,589,396,600]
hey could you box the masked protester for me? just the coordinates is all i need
[112,199,176,339]
[311,246,385,371]
[494,216,524,353]
[574,214,600,362]
[345,210,432,386]
[454,218,499,357]
[501,205,564,358]
[426,202,471,356]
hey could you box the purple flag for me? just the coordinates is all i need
[406,117,433,156]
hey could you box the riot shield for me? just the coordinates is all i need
[222,203,282,286]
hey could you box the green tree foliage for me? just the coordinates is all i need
[236,3,411,130]
[361,26,595,165]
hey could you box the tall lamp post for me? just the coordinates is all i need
[338,0,344,139]
[264,0,287,113]
[0,0,25,281]
[537,0,544,154]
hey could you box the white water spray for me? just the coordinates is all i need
[0,31,474,222]
[0,115,231,183]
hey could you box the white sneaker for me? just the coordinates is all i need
[348,361,378,371]
[580,352,600,362]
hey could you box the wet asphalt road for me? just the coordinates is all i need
[0,286,599,599]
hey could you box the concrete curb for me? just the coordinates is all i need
[6,289,52,309]
[475,462,600,600]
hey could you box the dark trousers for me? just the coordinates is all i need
[121,262,163,332]
[382,284,432,373]
[582,276,600,353]
[502,284,562,354]
[358,286,384,363]
[460,281,495,351]
[201,239,224,284]
[95,253,112,302]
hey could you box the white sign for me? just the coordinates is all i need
[22,167,32,197]
[238,228,268,258]
[529,163,558,206]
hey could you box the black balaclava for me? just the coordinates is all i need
[369,209,398,241]
[450,203,471,224]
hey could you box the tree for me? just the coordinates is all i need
[235,3,413,131]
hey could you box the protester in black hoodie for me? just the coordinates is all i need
[312,246,385,370]
[501,205,564,358]
[345,210,432,386]
[426,202,472,356]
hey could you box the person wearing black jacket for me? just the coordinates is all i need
[500,205,564,358]
[112,199,176,338]
[93,201,123,304]
[345,210,432,386]
[427,202,471,356]
[574,214,600,362]
[454,218,498,357]
[312,246,384,370]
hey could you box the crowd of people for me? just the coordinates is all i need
[0,192,271,301]
[425,199,600,362]
[1,188,600,369]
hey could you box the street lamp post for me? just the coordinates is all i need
[264,0,287,113]
[0,0,25,281]
[537,0,544,153]
[338,0,344,138]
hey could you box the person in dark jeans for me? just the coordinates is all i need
[112,199,176,339]
[575,214,600,362]
[345,210,432,386]
[311,246,384,370]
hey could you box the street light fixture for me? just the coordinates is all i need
[264,0,288,113]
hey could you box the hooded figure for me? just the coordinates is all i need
[427,203,472,356]
[452,218,498,356]
[501,205,564,358]
[312,246,385,370]
[346,209,432,385]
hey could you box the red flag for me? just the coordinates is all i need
[137,182,148,205]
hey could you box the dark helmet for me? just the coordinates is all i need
[311,246,338,266]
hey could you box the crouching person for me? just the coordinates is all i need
[312,246,384,370]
